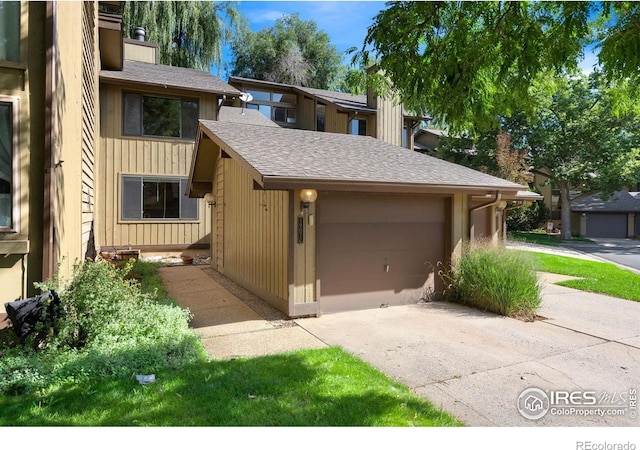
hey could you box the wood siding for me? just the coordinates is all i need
[375,95,403,146]
[218,158,289,304]
[97,84,217,253]
[81,1,98,259]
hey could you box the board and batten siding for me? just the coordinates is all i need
[375,95,403,146]
[216,158,289,306]
[97,84,217,252]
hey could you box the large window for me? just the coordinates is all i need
[0,98,17,232]
[246,88,297,125]
[0,1,20,62]
[123,93,199,139]
[121,176,198,221]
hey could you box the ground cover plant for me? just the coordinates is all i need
[0,259,206,395]
[0,347,462,426]
[443,242,542,320]
[522,251,640,302]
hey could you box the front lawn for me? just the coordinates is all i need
[509,230,594,247]
[0,347,462,427]
[520,251,640,302]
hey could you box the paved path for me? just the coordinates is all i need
[560,238,640,273]
[158,265,325,360]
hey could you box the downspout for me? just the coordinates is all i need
[468,191,501,241]
[42,1,56,281]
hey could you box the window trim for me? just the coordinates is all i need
[0,95,20,233]
[119,174,199,223]
[121,91,200,141]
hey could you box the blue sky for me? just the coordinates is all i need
[214,1,387,78]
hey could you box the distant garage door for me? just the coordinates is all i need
[585,213,627,238]
[317,192,446,314]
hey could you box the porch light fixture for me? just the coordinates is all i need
[204,193,216,207]
[298,189,318,244]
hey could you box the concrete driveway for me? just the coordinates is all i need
[296,275,640,426]
[560,238,640,273]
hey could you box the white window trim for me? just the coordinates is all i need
[0,95,19,234]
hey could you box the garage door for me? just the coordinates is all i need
[585,213,627,238]
[317,193,446,314]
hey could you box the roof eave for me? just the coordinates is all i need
[99,74,242,97]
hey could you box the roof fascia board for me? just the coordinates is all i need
[99,76,240,97]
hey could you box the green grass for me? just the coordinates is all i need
[123,259,178,307]
[519,251,640,302]
[509,230,594,247]
[0,347,462,427]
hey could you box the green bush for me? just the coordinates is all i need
[443,242,542,320]
[0,259,206,395]
[506,190,550,231]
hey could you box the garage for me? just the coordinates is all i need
[585,213,627,238]
[318,192,446,314]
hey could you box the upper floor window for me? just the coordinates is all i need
[0,97,18,232]
[246,88,297,125]
[0,2,20,62]
[123,92,199,140]
[316,103,326,132]
[350,118,367,136]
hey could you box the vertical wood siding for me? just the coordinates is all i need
[375,96,403,146]
[97,84,216,251]
[221,159,289,301]
[81,1,97,258]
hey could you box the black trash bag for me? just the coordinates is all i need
[4,291,61,346]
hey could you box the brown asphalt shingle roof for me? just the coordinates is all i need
[217,106,279,127]
[100,60,242,96]
[198,120,527,192]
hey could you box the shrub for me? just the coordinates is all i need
[0,259,206,394]
[442,241,542,320]
[506,190,550,231]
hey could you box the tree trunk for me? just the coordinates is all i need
[559,181,573,240]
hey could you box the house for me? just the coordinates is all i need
[0,1,113,308]
[187,119,537,316]
[571,191,640,238]
[97,42,241,258]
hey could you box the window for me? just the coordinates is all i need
[123,93,199,139]
[316,103,326,132]
[0,97,18,232]
[121,176,198,221]
[0,2,20,62]
[350,118,367,136]
[246,88,297,125]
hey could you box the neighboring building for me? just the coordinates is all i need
[187,120,538,316]
[227,77,424,148]
[1,1,113,308]
[571,191,640,238]
[97,44,241,257]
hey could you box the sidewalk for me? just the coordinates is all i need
[157,265,326,360]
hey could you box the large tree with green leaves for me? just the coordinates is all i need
[123,1,242,71]
[229,13,343,89]
[353,1,640,133]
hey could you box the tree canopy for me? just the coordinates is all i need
[354,1,640,133]
[229,13,343,89]
[123,1,242,71]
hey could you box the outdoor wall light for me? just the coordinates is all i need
[497,200,508,211]
[204,193,216,207]
[298,189,318,244]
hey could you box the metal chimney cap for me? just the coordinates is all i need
[134,27,146,41]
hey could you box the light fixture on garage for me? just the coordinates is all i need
[204,192,216,207]
[298,189,318,244]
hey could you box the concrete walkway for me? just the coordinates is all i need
[158,265,325,360]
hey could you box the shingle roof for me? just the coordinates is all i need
[571,191,640,213]
[217,106,279,127]
[100,60,242,96]
[198,120,527,192]
[294,86,373,113]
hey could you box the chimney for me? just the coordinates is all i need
[134,27,145,41]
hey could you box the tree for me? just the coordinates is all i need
[512,73,640,239]
[353,1,640,133]
[229,13,343,89]
[123,1,242,71]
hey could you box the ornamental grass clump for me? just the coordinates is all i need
[0,259,206,395]
[444,241,542,320]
